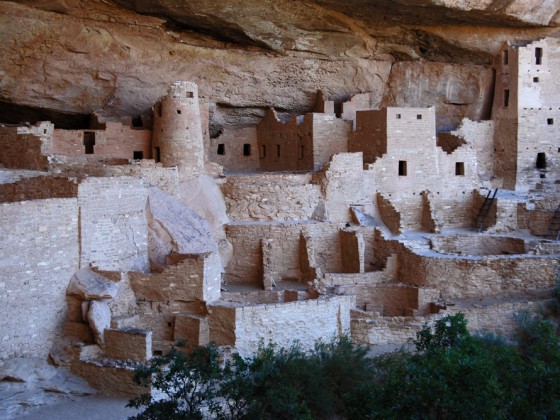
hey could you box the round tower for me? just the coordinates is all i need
[152,81,204,177]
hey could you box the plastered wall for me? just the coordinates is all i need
[78,177,149,272]
[0,198,79,359]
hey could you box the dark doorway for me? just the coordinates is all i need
[154,147,161,163]
[398,160,407,176]
[133,151,144,160]
[243,144,251,156]
[83,132,95,154]
[536,152,546,169]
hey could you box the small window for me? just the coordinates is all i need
[83,132,95,155]
[455,162,465,176]
[260,145,266,159]
[398,160,407,176]
[133,151,143,160]
[396,114,401,119]
[299,145,304,159]
[548,118,554,125]
[186,91,194,98]
[176,109,181,114]
[217,144,225,155]
[503,50,509,65]
[503,89,510,107]
[43,129,47,134]
[243,144,251,156]
[276,144,281,158]
[533,77,539,83]
[416,114,422,120]
[535,47,542,65]
[536,152,546,169]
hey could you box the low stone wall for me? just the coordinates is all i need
[430,234,526,256]
[0,198,79,359]
[398,249,560,299]
[209,295,355,357]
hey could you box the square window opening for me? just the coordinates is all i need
[398,160,407,176]
[533,77,540,83]
[133,151,143,160]
[186,91,194,98]
[396,114,401,119]
[416,114,422,120]
[217,144,225,155]
[243,144,251,156]
[548,118,554,125]
[176,109,181,114]
[455,162,465,176]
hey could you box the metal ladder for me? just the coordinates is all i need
[475,189,498,232]
[545,203,560,241]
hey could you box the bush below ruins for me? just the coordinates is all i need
[128,313,560,419]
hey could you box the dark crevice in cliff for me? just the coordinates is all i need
[0,102,92,129]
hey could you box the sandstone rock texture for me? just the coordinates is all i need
[1,0,559,133]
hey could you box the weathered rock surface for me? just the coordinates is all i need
[0,1,559,131]
[86,301,111,346]
[66,268,119,300]
[148,186,218,270]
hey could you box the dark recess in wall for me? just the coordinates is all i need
[0,101,91,129]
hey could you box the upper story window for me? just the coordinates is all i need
[535,47,542,65]
[503,50,509,65]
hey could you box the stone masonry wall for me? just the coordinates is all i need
[51,124,151,161]
[0,128,48,170]
[398,249,559,300]
[311,114,352,171]
[0,198,79,359]
[78,177,149,272]
[0,176,78,203]
[222,174,321,222]
[210,295,355,357]
[210,127,260,173]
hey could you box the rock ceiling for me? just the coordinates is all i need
[1,0,559,131]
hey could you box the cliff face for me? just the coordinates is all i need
[0,0,559,131]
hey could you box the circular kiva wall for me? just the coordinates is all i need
[430,235,526,256]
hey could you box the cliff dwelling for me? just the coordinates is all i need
[1,0,560,412]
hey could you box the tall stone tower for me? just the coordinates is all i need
[152,81,204,178]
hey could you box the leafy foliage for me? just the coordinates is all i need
[128,314,560,419]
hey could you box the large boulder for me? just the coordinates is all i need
[66,268,119,300]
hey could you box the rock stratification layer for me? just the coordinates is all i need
[1,0,559,131]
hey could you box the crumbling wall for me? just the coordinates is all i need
[78,177,149,272]
[348,109,388,165]
[225,223,303,286]
[314,153,369,223]
[130,252,221,302]
[0,198,79,359]
[0,128,48,170]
